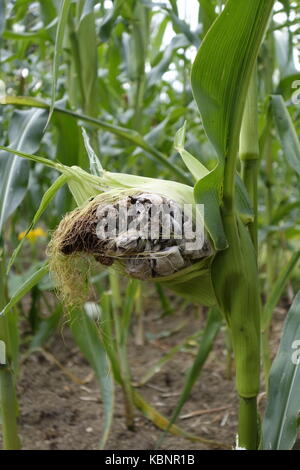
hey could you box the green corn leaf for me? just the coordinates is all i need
[69,308,114,449]
[147,34,190,87]
[39,0,57,27]
[81,127,103,177]
[262,252,300,331]
[0,0,6,35]
[155,283,174,316]
[164,10,200,47]
[174,122,209,181]
[28,305,62,352]
[271,201,300,225]
[7,174,68,273]
[53,110,80,166]
[191,0,274,163]
[2,26,51,41]
[0,96,190,184]
[99,0,126,42]
[235,173,254,224]
[194,168,227,251]
[191,0,274,243]
[212,218,261,398]
[271,94,300,177]
[99,293,123,385]
[191,0,274,404]
[0,262,49,317]
[76,0,99,118]
[197,0,217,35]
[0,144,63,171]
[150,15,169,63]
[120,280,139,345]
[46,0,71,128]
[0,108,48,234]
[0,145,191,204]
[262,291,300,449]
[175,123,253,226]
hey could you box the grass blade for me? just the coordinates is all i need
[262,252,300,331]
[45,0,71,128]
[271,94,300,177]
[262,291,300,449]
[69,308,114,449]
[7,174,68,273]
[0,109,48,234]
[0,262,49,317]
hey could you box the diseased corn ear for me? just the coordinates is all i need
[47,190,216,307]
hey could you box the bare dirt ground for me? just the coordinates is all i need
[1,292,289,450]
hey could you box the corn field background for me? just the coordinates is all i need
[0,0,300,451]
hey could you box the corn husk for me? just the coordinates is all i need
[47,169,217,307]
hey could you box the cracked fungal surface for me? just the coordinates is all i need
[47,192,212,305]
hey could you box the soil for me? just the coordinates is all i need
[0,291,290,450]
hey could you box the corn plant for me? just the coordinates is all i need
[0,0,300,451]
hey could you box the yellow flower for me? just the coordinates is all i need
[18,227,47,242]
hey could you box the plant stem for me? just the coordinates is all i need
[134,283,144,346]
[259,107,274,385]
[238,397,258,450]
[234,67,261,449]
[0,367,20,450]
[240,67,259,252]
[218,65,261,450]
[109,270,135,430]
[0,249,21,449]
[260,31,276,385]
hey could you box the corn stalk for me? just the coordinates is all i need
[0,250,20,450]
[191,0,275,449]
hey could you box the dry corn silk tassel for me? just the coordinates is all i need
[47,189,216,307]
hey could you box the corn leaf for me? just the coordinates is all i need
[191,0,274,162]
[81,127,103,177]
[0,0,6,35]
[262,252,300,331]
[174,122,209,181]
[197,0,217,35]
[262,291,300,449]
[53,111,80,166]
[46,0,71,128]
[7,174,68,273]
[28,305,62,352]
[194,169,227,250]
[69,308,114,449]
[191,0,274,249]
[175,123,253,225]
[0,262,49,317]
[0,108,48,234]
[271,94,300,177]
[99,0,126,42]
[0,96,190,183]
[76,0,99,117]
